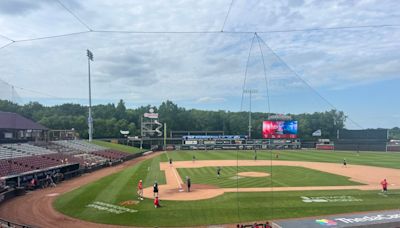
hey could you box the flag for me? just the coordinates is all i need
[312,129,322,137]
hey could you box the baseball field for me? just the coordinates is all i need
[54,150,400,227]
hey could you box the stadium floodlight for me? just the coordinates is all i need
[243,89,258,139]
[87,49,94,142]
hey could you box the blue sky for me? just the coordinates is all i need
[0,0,399,129]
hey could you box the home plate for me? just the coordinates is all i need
[46,193,59,197]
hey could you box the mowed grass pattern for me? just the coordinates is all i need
[55,150,400,226]
[177,166,363,188]
[165,150,400,169]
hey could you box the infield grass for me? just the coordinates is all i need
[177,166,363,188]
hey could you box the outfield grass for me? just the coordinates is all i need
[177,166,363,188]
[91,140,145,154]
[164,150,400,169]
[54,150,400,227]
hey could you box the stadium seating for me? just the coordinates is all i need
[73,153,108,166]
[0,153,84,177]
[35,141,110,166]
[52,140,106,152]
[0,140,131,178]
[90,150,131,160]
[0,143,57,160]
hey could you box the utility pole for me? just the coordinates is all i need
[87,49,94,142]
[244,89,257,139]
[164,123,167,151]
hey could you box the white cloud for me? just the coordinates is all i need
[0,0,399,128]
[196,96,226,103]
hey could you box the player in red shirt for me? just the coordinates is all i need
[381,179,388,193]
[154,196,160,208]
[137,180,143,200]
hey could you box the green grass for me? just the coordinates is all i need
[91,140,145,154]
[54,150,400,227]
[177,166,363,188]
[164,150,400,169]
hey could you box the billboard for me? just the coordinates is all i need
[338,129,388,140]
[262,121,298,139]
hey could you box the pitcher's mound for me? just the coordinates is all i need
[238,172,270,177]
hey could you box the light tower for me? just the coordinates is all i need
[87,49,94,141]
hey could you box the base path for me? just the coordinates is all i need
[142,160,400,201]
[0,153,160,228]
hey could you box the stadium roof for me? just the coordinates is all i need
[0,111,48,130]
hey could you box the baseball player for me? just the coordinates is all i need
[343,158,347,168]
[381,179,388,193]
[153,181,159,197]
[137,179,143,200]
[186,176,191,192]
[217,167,221,178]
[154,196,160,208]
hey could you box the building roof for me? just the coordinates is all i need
[0,111,48,130]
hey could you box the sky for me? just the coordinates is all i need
[0,0,399,129]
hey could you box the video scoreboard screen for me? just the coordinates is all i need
[262,121,298,139]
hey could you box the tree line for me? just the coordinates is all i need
[0,99,398,140]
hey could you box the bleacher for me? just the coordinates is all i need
[35,141,78,154]
[0,153,83,177]
[0,143,56,160]
[0,140,135,180]
[34,141,109,166]
[73,153,108,165]
[91,150,131,160]
[51,140,130,162]
[49,140,111,165]
[52,140,106,152]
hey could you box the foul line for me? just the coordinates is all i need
[171,166,183,189]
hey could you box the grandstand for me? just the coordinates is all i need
[0,143,56,160]
[0,112,141,196]
[52,140,107,152]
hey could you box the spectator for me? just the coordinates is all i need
[29,178,36,190]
